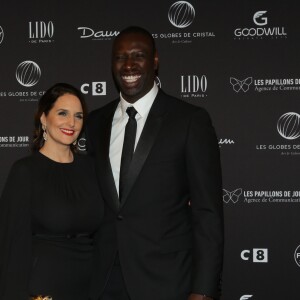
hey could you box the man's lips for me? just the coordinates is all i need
[60,128,75,136]
[121,75,141,84]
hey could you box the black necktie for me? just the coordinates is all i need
[119,106,137,202]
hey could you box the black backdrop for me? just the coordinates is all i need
[0,1,299,299]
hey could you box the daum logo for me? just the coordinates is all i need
[16,61,41,87]
[168,1,195,28]
[0,26,4,44]
[230,77,253,93]
[253,11,268,26]
[277,112,300,140]
[294,245,300,267]
[222,188,242,204]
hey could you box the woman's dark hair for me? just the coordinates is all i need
[32,82,87,152]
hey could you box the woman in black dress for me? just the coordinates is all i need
[0,83,103,300]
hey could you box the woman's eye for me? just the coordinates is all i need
[58,111,67,116]
[76,114,83,120]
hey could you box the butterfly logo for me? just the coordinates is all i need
[222,188,243,204]
[230,77,253,93]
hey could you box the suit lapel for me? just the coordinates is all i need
[120,91,167,209]
[95,101,120,212]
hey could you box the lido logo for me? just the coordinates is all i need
[277,112,300,140]
[168,1,195,28]
[16,60,41,87]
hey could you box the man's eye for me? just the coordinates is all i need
[115,55,126,60]
[135,53,145,58]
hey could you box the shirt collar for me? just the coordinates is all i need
[120,83,158,118]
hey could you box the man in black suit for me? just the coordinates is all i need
[86,26,224,300]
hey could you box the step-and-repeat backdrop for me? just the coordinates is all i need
[0,1,299,299]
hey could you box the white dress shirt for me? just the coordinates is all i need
[109,83,159,195]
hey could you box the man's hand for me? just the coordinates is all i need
[188,294,213,300]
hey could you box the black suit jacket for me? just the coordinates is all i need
[86,90,224,300]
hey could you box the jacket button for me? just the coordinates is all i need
[117,215,123,220]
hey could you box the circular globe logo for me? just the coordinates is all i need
[168,1,195,28]
[277,112,300,140]
[16,60,41,87]
[294,245,300,267]
[0,26,4,44]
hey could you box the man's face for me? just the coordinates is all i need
[112,32,159,103]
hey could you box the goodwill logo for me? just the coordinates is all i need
[0,26,4,44]
[223,188,300,204]
[230,76,300,93]
[234,10,287,40]
[240,296,253,300]
[152,1,214,44]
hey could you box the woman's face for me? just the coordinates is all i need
[40,93,83,149]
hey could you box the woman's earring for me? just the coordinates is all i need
[42,124,47,141]
[73,139,77,146]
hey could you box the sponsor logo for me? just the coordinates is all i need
[168,1,195,28]
[224,188,300,204]
[77,137,86,152]
[0,26,4,44]
[77,27,119,40]
[230,76,300,93]
[222,188,243,204]
[152,1,214,44]
[81,82,106,96]
[0,61,45,102]
[253,11,268,26]
[241,248,268,263]
[277,112,300,140]
[255,112,300,156]
[230,77,253,93]
[16,61,41,87]
[29,21,54,44]
[240,296,253,300]
[180,75,208,99]
[219,138,235,147]
[234,11,287,40]
[0,135,30,148]
[295,245,300,267]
